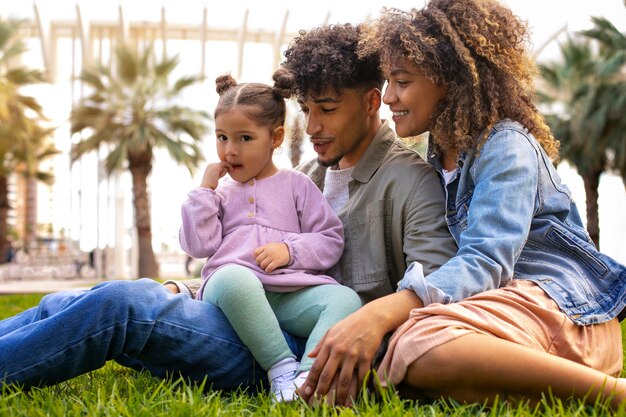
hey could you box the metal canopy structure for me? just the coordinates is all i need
[25,3,331,83]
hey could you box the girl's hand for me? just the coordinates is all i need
[253,242,290,272]
[200,162,232,189]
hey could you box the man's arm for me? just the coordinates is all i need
[163,278,203,297]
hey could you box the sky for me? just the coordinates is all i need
[2,0,625,269]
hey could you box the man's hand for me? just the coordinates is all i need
[253,242,290,272]
[165,283,180,294]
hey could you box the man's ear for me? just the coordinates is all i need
[272,126,285,149]
[366,88,382,115]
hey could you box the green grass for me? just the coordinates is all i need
[1,292,626,416]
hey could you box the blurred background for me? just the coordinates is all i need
[0,0,624,284]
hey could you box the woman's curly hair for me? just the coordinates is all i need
[282,23,384,97]
[214,69,295,128]
[359,0,559,158]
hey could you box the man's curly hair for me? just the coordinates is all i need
[359,0,559,158]
[282,23,384,97]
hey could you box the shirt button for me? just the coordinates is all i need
[248,180,255,186]
[247,212,254,217]
[248,197,254,203]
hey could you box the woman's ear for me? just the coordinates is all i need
[272,126,285,149]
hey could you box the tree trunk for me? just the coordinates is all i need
[582,170,601,249]
[0,175,10,264]
[289,114,305,168]
[129,156,159,278]
[23,177,37,253]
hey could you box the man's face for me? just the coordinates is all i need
[298,88,373,169]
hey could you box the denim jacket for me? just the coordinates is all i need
[399,120,626,325]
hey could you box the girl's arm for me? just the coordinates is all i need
[179,188,223,259]
[282,174,344,271]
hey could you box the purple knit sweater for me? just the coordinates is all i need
[179,169,344,299]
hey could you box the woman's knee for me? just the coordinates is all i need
[404,341,462,390]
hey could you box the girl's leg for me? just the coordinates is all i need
[405,333,625,407]
[202,265,295,371]
[268,284,362,372]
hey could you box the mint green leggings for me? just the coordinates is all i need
[202,264,362,372]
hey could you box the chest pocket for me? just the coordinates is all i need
[446,191,472,244]
[346,198,394,298]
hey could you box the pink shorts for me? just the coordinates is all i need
[376,280,623,386]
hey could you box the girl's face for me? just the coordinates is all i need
[215,107,283,183]
[382,59,447,138]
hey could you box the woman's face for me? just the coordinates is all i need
[382,59,447,138]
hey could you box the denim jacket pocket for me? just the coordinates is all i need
[446,191,472,242]
[545,227,608,278]
[347,198,394,296]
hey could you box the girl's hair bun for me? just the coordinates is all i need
[215,74,238,95]
[271,67,296,100]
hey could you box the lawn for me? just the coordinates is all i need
[1,291,625,416]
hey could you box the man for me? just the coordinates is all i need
[168,24,456,404]
[0,24,455,400]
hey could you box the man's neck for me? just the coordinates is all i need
[337,118,383,170]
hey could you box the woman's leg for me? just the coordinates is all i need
[202,265,295,371]
[405,333,625,407]
[268,284,362,372]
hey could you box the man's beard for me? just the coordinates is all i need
[317,154,343,168]
[317,150,344,168]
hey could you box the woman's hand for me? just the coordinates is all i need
[298,290,424,406]
[298,306,387,406]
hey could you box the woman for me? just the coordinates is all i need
[299,0,626,407]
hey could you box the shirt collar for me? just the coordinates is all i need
[351,120,396,184]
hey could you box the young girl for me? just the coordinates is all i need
[179,70,362,402]
[298,0,626,407]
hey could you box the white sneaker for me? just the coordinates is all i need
[268,358,299,403]
[293,371,309,397]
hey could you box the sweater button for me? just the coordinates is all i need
[247,212,254,217]
[248,197,254,203]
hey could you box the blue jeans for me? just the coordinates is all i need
[0,279,305,389]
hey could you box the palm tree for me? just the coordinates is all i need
[70,44,210,278]
[579,17,626,189]
[539,37,607,247]
[288,112,305,167]
[0,19,56,262]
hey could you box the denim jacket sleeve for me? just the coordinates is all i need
[407,128,538,304]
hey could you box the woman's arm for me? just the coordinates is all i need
[299,289,423,405]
